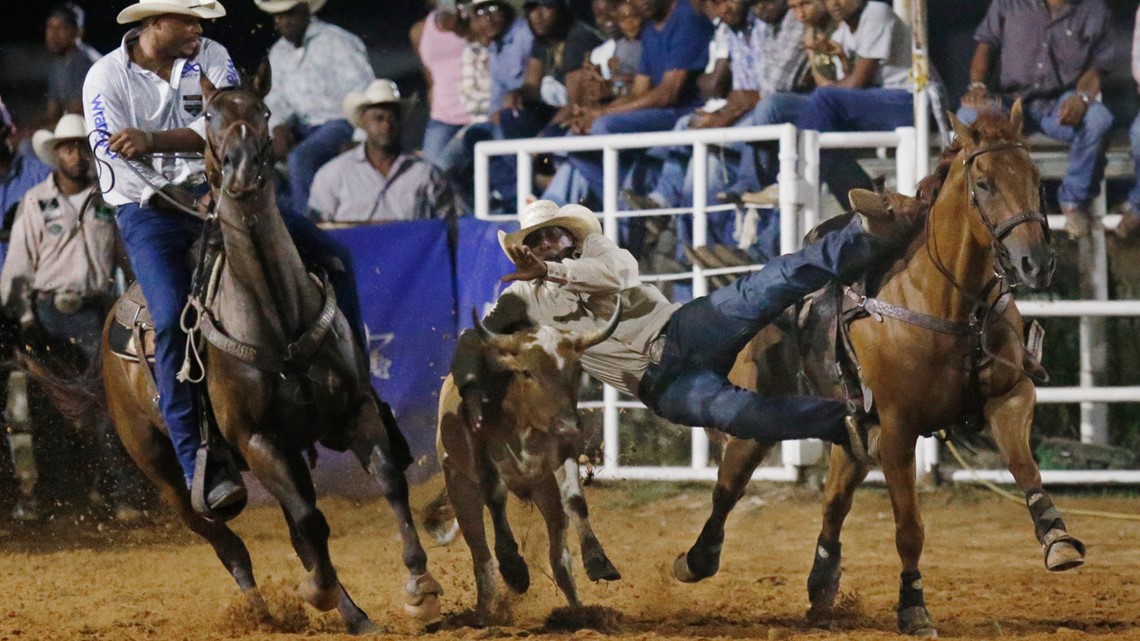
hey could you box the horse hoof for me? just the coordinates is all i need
[404,573,444,621]
[426,517,460,546]
[584,552,622,582]
[898,605,938,638]
[672,552,714,583]
[297,578,339,612]
[403,595,441,621]
[347,617,382,635]
[498,555,530,593]
[1043,529,1086,572]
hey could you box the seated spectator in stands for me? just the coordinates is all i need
[0,114,140,521]
[412,0,471,167]
[1119,6,1140,240]
[0,98,52,224]
[793,0,841,84]
[499,0,602,139]
[958,0,1113,237]
[43,3,101,125]
[794,0,913,207]
[579,0,642,109]
[309,80,458,223]
[257,0,375,217]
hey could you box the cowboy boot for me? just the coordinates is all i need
[848,188,924,244]
[843,414,881,467]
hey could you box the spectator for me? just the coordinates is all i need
[256,0,375,217]
[586,0,642,94]
[791,0,841,84]
[1,98,52,224]
[459,38,492,124]
[499,0,602,139]
[0,114,140,521]
[44,3,101,125]
[1118,6,1140,240]
[309,80,458,223]
[411,0,471,167]
[958,0,1113,237]
[795,0,914,207]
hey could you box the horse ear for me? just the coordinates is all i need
[1009,97,1024,134]
[200,75,219,104]
[948,111,975,147]
[252,57,272,100]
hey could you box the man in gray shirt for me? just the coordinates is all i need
[958,0,1114,238]
[44,3,101,124]
[309,79,457,223]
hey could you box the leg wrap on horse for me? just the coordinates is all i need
[898,569,926,610]
[1026,488,1065,542]
[807,536,842,607]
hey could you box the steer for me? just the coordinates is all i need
[432,305,622,618]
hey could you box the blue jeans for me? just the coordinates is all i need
[637,217,888,443]
[115,204,366,483]
[421,119,464,169]
[959,92,1113,207]
[729,92,813,195]
[796,87,914,207]
[1130,112,1140,210]
[287,118,354,217]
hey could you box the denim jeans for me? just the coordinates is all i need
[34,296,138,502]
[1130,112,1140,210]
[637,216,888,443]
[421,119,464,169]
[115,204,366,483]
[728,92,813,195]
[959,92,1113,208]
[796,87,914,207]
[287,118,355,217]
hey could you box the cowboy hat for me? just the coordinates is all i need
[117,0,226,24]
[498,201,603,260]
[343,79,403,129]
[32,115,89,168]
[254,0,326,14]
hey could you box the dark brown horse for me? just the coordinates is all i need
[673,102,1081,637]
[100,85,442,632]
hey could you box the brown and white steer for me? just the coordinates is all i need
[431,307,622,618]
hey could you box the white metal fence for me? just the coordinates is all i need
[473,123,1140,485]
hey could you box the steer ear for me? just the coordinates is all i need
[574,300,622,351]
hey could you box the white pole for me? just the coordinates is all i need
[602,146,620,241]
[690,141,710,469]
[516,151,531,215]
[603,384,620,471]
[777,123,799,255]
[895,127,917,196]
[474,145,490,220]
[800,129,820,231]
[1079,194,1110,445]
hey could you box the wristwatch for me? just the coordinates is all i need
[1077,92,1092,105]
[967,81,987,92]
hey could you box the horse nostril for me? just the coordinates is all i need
[1021,255,1038,277]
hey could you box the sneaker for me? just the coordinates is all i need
[1062,204,1090,238]
[1113,204,1140,240]
[843,414,881,466]
[848,188,923,244]
[622,190,665,211]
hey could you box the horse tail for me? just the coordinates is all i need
[16,346,106,425]
[421,485,459,546]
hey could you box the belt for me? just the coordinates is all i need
[646,332,667,366]
[35,291,98,315]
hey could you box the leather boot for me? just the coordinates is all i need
[848,188,924,244]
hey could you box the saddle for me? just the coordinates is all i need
[108,281,158,364]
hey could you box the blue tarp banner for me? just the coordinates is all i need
[330,220,456,462]
[455,216,518,331]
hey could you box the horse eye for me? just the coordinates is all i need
[205,112,213,121]
[520,370,534,380]
[975,179,990,194]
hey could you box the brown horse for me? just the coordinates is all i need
[673,102,1082,637]
[100,86,442,632]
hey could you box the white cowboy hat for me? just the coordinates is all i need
[343,79,403,129]
[254,0,326,14]
[498,201,603,260]
[117,0,226,24]
[32,115,89,168]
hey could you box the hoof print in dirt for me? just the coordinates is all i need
[544,605,623,633]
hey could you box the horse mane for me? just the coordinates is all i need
[915,107,1024,213]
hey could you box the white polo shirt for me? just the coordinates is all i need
[82,30,239,207]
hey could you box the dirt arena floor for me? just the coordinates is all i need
[1,476,1137,641]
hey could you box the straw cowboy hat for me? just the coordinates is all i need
[117,0,226,24]
[254,0,327,14]
[32,115,89,168]
[343,79,405,129]
[498,200,602,260]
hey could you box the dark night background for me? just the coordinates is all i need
[1,0,1139,139]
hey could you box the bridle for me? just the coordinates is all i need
[203,93,273,218]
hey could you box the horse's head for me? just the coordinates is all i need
[946,99,1054,289]
[203,84,273,202]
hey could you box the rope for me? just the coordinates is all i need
[177,298,206,384]
[945,440,1140,522]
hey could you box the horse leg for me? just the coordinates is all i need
[806,444,869,621]
[531,473,580,608]
[986,377,1085,571]
[674,437,773,582]
[476,452,530,595]
[444,462,498,618]
[242,433,340,612]
[350,398,442,619]
[277,456,378,635]
[554,459,620,582]
[880,429,937,638]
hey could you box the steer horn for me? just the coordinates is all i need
[574,300,623,351]
[472,307,518,351]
